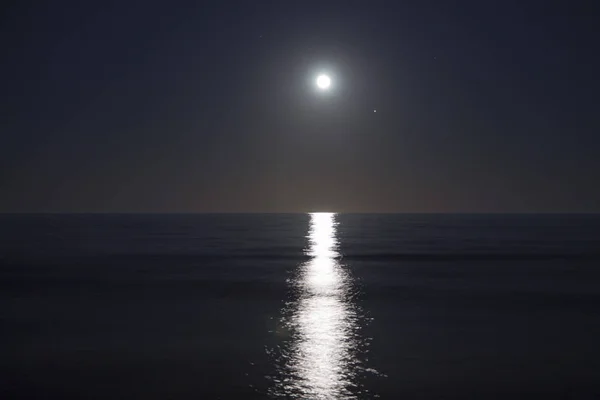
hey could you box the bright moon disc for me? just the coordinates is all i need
[316,74,331,89]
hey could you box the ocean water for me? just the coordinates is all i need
[1,213,600,399]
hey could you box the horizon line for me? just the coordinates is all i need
[1,211,599,215]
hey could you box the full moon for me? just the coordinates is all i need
[316,74,331,89]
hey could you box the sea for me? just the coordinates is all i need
[1,213,600,399]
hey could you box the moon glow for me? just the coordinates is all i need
[316,74,331,90]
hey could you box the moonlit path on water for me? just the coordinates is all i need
[270,213,371,399]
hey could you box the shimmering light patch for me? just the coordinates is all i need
[271,212,368,399]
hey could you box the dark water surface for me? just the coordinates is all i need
[1,213,600,399]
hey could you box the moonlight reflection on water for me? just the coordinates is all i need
[270,213,373,399]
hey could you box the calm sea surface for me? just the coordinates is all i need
[1,213,600,399]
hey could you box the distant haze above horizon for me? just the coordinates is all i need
[2,1,599,213]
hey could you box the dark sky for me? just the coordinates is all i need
[2,1,599,212]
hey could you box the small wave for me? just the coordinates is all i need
[337,252,600,261]
[3,251,600,265]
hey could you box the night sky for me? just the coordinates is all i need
[2,1,599,212]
